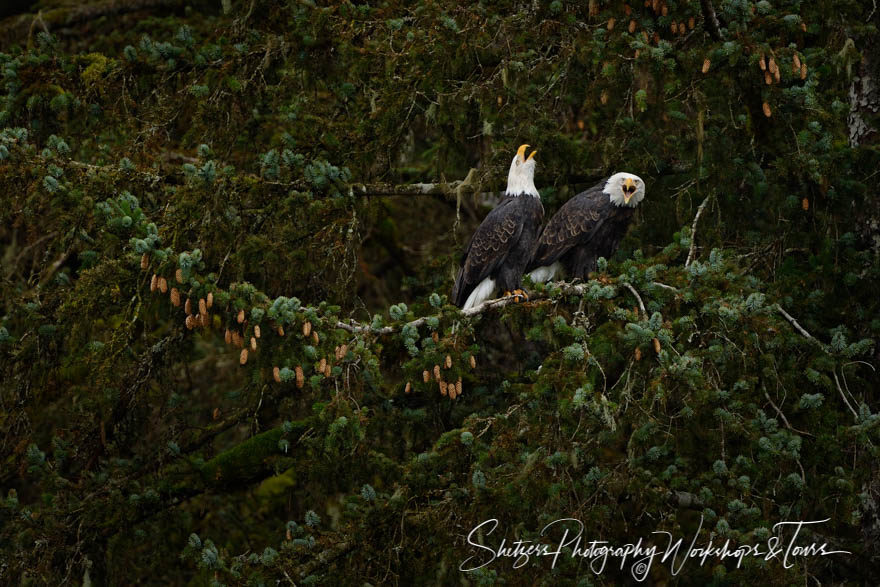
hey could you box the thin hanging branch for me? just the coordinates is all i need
[686,196,711,267]
[622,282,646,315]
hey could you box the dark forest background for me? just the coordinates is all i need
[1,0,879,584]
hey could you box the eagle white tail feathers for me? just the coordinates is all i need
[528,262,562,284]
[462,277,496,310]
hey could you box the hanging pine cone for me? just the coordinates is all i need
[185,298,192,314]
[170,288,180,307]
[303,321,312,337]
[702,59,711,74]
[405,382,411,394]
[250,337,257,351]
[273,366,281,383]
[469,355,476,369]
[207,292,213,308]
[141,253,149,270]
[199,298,207,315]
[254,325,261,339]
[175,268,183,283]
[225,329,232,345]
[295,366,304,389]
[762,102,772,117]
[150,274,158,292]
[240,348,248,365]
[158,276,168,293]
[445,355,452,369]
[237,309,245,324]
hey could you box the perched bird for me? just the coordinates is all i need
[452,144,544,310]
[528,172,645,282]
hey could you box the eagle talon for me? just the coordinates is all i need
[511,289,528,303]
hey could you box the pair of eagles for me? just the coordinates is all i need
[452,145,646,310]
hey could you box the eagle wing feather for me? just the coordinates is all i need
[452,197,525,306]
[529,183,609,270]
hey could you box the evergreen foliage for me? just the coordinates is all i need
[0,0,878,584]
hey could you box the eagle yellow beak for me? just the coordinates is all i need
[527,149,537,161]
[623,177,635,203]
[516,144,530,162]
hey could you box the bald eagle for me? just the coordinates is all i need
[452,145,544,310]
[527,172,645,282]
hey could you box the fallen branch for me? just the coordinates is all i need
[685,196,711,267]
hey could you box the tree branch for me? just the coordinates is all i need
[775,304,819,343]
[686,196,711,267]
[622,282,646,315]
[335,281,604,336]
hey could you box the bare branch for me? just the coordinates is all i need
[622,282,646,315]
[833,369,860,421]
[775,304,819,343]
[763,388,813,437]
[685,196,711,267]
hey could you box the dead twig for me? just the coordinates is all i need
[686,196,711,267]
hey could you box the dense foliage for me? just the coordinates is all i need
[1,0,878,584]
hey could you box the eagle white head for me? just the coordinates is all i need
[505,144,539,197]
[604,172,645,208]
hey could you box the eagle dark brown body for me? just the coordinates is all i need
[452,194,544,307]
[528,178,640,280]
